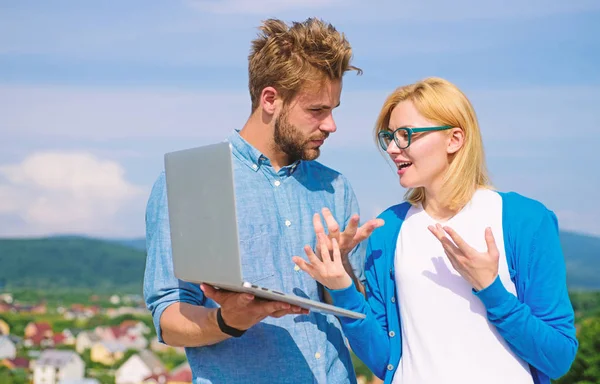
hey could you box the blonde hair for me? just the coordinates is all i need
[374,77,491,211]
[248,18,361,111]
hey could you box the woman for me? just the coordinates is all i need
[293,77,578,384]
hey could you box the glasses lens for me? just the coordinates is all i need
[378,132,392,150]
[394,128,410,149]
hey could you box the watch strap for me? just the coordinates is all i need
[216,307,246,338]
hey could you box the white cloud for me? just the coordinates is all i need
[0,152,145,237]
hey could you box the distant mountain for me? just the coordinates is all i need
[0,237,146,293]
[109,238,146,251]
[560,231,600,290]
[0,230,598,293]
[47,235,147,251]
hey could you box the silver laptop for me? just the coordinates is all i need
[164,141,365,319]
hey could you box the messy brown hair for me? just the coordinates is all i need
[248,17,361,111]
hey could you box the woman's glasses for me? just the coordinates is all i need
[378,125,452,150]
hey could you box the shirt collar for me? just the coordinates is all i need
[227,129,301,175]
[227,130,265,171]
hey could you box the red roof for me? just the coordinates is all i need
[120,320,138,328]
[32,322,52,333]
[26,333,47,346]
[110,326,128,338]
[7,357,29,369]
[169,363,192,382]
[169,369,192,382]
[53,333,67,344]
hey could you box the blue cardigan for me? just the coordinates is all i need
[328,191,578,384]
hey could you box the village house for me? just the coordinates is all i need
[60,328,78,346]
[106,306,149,318]
[115,350,166,384]
[90,341,128,365]
[93,324,148,350]
[140,361,192,384]
[165,361,193,384]
[23,321,54,348]
[0,356,30,370]
[150,336,185,355]
[0,336,17,360]
[119,319,151,336]
[0,294,13,304]
[33,349,84,384]
[0,302,11,313]
[20,302,47,314]
[25,321,52,339]
[63,304,101,320]
[2,302,48,315]
[0,319,9,335]
[76,331,101,353]
[60,379,100,384]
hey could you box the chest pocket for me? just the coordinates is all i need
[238,224,279,289]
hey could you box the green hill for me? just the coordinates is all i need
[0,230,598,293]
[0,237,146,293]
[561,231,600,290]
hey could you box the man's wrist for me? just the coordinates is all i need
[342,259,354,273]
[216,308,246,338]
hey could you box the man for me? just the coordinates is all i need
[144,17,381,383]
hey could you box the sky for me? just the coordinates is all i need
[0,0,599,238]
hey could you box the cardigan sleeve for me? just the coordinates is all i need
[327,232,394,379]
[474,208,578,378]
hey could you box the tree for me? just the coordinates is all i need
[554,316,600,383]
[0,367,28,384]
[0,367,11,384]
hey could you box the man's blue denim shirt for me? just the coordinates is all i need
[144,130,366,383]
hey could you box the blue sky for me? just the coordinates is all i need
[1,0,599,238]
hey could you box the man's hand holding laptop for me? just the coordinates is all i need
[201,284,309,332]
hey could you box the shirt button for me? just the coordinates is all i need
[389,331,395,337]
[391,297,396,303]
[387,364,394,371]
[315,352,321,359]
[274,180,281,187]
[252,164,258,170]
[294,265,300,272]
[285,220,291,227]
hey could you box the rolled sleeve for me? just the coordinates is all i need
[143,172,205,343]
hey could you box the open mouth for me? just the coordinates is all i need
[397,162,412,170]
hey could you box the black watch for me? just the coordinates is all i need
[216,308,246,338]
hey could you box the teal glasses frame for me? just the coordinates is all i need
[378,125,453,150]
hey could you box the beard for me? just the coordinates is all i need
[273,110,327,162]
